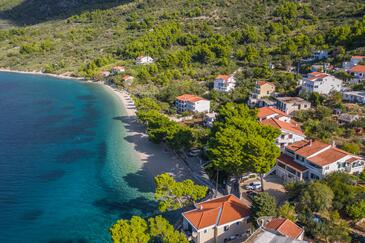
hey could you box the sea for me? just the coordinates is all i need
[0,72,157,242]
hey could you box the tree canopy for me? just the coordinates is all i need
[208,103,280,190]
[154,173,208,212]
[109,215,188,243]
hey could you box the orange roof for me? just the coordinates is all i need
[277,154,308,172]
[183,195,250,230]
[216,74,231,81]
[308,147,349,166]
[261,118,304,136]
[287,140,329,158]
[350,65,365,73]
[307,72,329,80]
[257,81,275,87]
[176,94,206,103]
[265,218,303,239]
[122,75,133,80]
[257,107,287,119]
[352,56,365,59]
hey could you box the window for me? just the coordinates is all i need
[204,230,207,233]
[224,226,229,231]
[324,166,329,170]
[236,222,240,225]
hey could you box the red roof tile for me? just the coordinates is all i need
[308,147,349,166]
[352,56,365,59]
[257,81,275,87]
[277,154,308,172]
[216,74,231,81]
[265,218,303,239]
[176,94,206,103]
[257,107,287,119]
[183,195,250,230]
[287,140,329,158]
[261,118,304,136]
[350,65,365,73]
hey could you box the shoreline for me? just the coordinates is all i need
[0,68,195,182]
[0,68,89,81]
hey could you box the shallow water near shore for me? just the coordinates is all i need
[0,72,157,242]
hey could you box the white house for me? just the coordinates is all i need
[213,75,236,92]
[175,94,210,113]
[182,195,253,243]
[342,91,365,104]
[350,56,365,67]
[258,107,305,149]
[136,56,154,65]
[349,65,365,84]
[301,72,342,95]
[276,97,311,115]
[271,140,365,182]
[343,56,365,71]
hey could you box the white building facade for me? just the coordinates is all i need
[213,75,236,92]
[301,72,342,95]
[272,140,365,182]
[175,94,210,113]
[342,91,365,104]
[136,56,154,65]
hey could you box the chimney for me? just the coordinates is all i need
[309,140,312,147]
[332,140,336,148]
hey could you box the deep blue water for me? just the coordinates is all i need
[0,72,156,242]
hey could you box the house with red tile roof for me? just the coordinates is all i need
[248,81,276,108]
[111,66,125,74]
[349,65,365,84]
[271,139,365,182]
[214,74,236,92]
[176,94,210,113]
[246,217,308,243]
[301,72,342,95]
[263,218,304,240]
[182,195,254,243]
[257,107,306,149]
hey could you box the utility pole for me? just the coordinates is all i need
[215,169,219,198]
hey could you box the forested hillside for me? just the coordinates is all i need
[0,0,365,104]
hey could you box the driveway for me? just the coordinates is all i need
[263,175,287,204]
[240,174,287,205]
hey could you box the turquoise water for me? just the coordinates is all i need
[0,72,156,242]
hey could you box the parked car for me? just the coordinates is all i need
[240,173,258,182]
[245,181,262,190]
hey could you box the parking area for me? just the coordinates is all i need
[240,174,287,205]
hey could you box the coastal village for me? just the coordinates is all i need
[1,1,365,243]
[101,52,365,243]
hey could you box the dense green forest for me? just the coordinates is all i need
[1,0,365,135]
[0,1,365,103]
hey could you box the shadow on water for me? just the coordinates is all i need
[20,209,43,221]
[0,0,132,26]
[37,169,66,182]
[56,149,95,164]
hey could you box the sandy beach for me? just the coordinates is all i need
[105,85,193,181]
